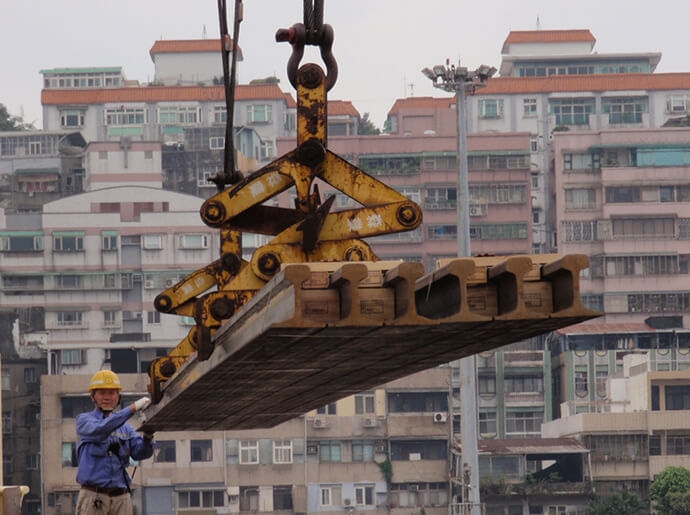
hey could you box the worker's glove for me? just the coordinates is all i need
[132,396,151,412]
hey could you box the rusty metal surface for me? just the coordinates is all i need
[138,257,600,432]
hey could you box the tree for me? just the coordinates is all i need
[249,76,280,85]
[0,103,33,131]
[588,489,647,515]
[357,112,380,135]
[651,466,690,515]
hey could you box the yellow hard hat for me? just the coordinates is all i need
[89,370,122,392]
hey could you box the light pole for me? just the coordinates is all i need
[422,60,495,515]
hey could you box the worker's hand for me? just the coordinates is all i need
[131,396,151,412]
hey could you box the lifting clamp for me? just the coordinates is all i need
[147,11,423,402]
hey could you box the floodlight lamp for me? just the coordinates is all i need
[422,68,437,81]
[433,65,447,78]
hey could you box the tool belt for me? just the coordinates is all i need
[81,485,128,496]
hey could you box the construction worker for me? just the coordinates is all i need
[75,370,155,515]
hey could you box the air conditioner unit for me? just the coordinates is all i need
[433,412,448,423]
[144,279,155,289]
[343,499,352,506]
[165,278,175,287]
[469,205,485,217]
[313,417,328,429]
[363,417,378,428]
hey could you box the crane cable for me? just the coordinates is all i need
[215,0,243,191]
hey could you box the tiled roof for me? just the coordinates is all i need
[502,29,596,53]
[477,73,690,95]
[41,83,288,105]
[284,92,297,108]
[150,39,228,54]
[387,96,455,116]
[328,100,360,117]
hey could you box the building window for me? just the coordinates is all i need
[320,486,342,506]
[157,106,200,125]
[24,368,36,384]
[523,98,537,117]
[427,224,457,240]
[505,411,543,437]
[154,440,176,463]
[142,234,163,250]
[565,188,596,209]
[62,442,78,467]
[103,311,119,328]
[505,375,543,393]
[479,412,497,434]
[239,440,259,464]
[247,104,273,123]
[3,456,12,477]
[59,275,82,288]
[209,136,225,150]
[102,233,118,250]
[28,141,42,155]
[61,349,84,365]
[354,485,374,506]
[213,106,228,123]
[147,311,161,324]
[1,369,9,391]
[319,441,342,462]
[57,312,84,327]
[352,441,375,462]
[273,440,292,464]
[177,234,209,250]
[550,98,594,125]
[105,107,147,126]
[478,99,504,118]
[60,110,85,128]
[665,385,690,410]
[532,210,540,224]
[575,370,588,396]
[0,233,42,252]
[602,96,647,124]
[388,391,448,412]
[25,454,39,470]
[190,439,213,462]
[177,489,225,508]
[667,95,690,114]
[53,233,84,252]
[273,486,293,510]
[611,218,675,239]
[355,392,375,414]
[2,411,11,433]
[261,141,275,160]
[478,376,496,395]
[317,402,336,415]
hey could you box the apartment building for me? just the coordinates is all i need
[543,352,690,500]
[0,130,87,212]
[553,127,690,326]
[387,29,690,253]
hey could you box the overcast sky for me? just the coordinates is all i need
[3,0,689,129]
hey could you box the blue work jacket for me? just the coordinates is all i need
[76,407,154,489]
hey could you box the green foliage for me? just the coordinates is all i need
[651,466,690,515]
[249,76,280,84]
[0,103,32,131]
[377,457,393,486]
[588,489,648,515]
[357,113,380,135]
[382,118,392,133]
